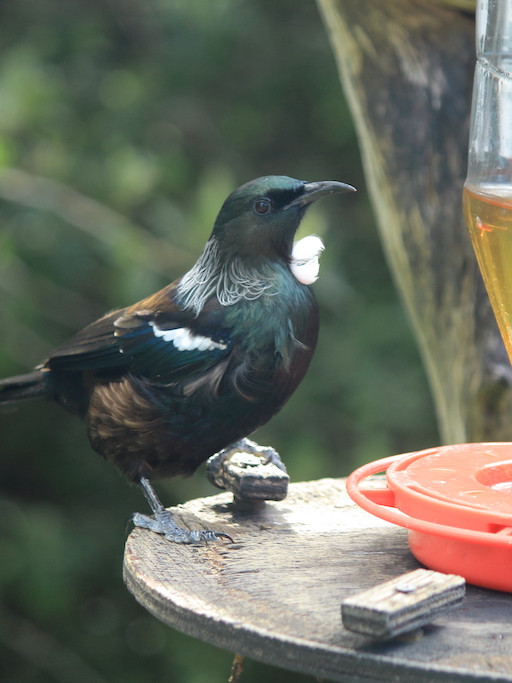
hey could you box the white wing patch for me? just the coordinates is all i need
[150,323,228,352]
[290,235,325,285]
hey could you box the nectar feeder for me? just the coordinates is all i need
[347,443,512,593]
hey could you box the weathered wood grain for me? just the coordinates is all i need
[317,0,512,443]
[124,479,512,682]
[341,568,466,638]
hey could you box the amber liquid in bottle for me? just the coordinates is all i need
[464,184,512,360]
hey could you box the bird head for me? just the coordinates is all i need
[177,175,355,314]
[211,175,355,262]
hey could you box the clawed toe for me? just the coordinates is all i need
[184,528,234,544]
[132,509,232,544]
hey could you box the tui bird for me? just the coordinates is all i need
[0,175,355,543]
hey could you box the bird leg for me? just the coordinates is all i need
[132,477,232,544]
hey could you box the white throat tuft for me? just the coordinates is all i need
[290,235,325,285]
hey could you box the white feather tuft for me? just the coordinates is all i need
[290,235,325,285]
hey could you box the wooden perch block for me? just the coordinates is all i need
[206,444,289,502]
[341,568,466,639]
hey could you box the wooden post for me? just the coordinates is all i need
[317,0,512,443]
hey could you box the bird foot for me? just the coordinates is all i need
[135,476,233,544]
[241,438,288,473]
[132,509,232,544]
[207,437,289,503]
[208,437,288,476]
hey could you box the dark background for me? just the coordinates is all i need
[0,1,438,681]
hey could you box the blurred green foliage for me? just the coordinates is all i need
[0,0,438,681]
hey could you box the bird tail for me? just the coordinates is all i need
[0,370,50,404]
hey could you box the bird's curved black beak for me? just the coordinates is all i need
[284,180,356,210]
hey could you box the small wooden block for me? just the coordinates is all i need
[341,568,466,639]
[206,448,289,502]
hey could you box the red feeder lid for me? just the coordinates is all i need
[346,443,512,592]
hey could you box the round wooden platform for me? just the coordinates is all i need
[123,478,512,682]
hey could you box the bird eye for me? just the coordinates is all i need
[253,198,271,215]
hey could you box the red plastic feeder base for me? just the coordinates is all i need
[346,443,512,592]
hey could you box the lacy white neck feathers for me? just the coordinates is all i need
[177,239,278,315]
[177,235,324,315]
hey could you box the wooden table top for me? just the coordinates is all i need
[123,478,512,683]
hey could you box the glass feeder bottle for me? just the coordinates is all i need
[463,0,512,360]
